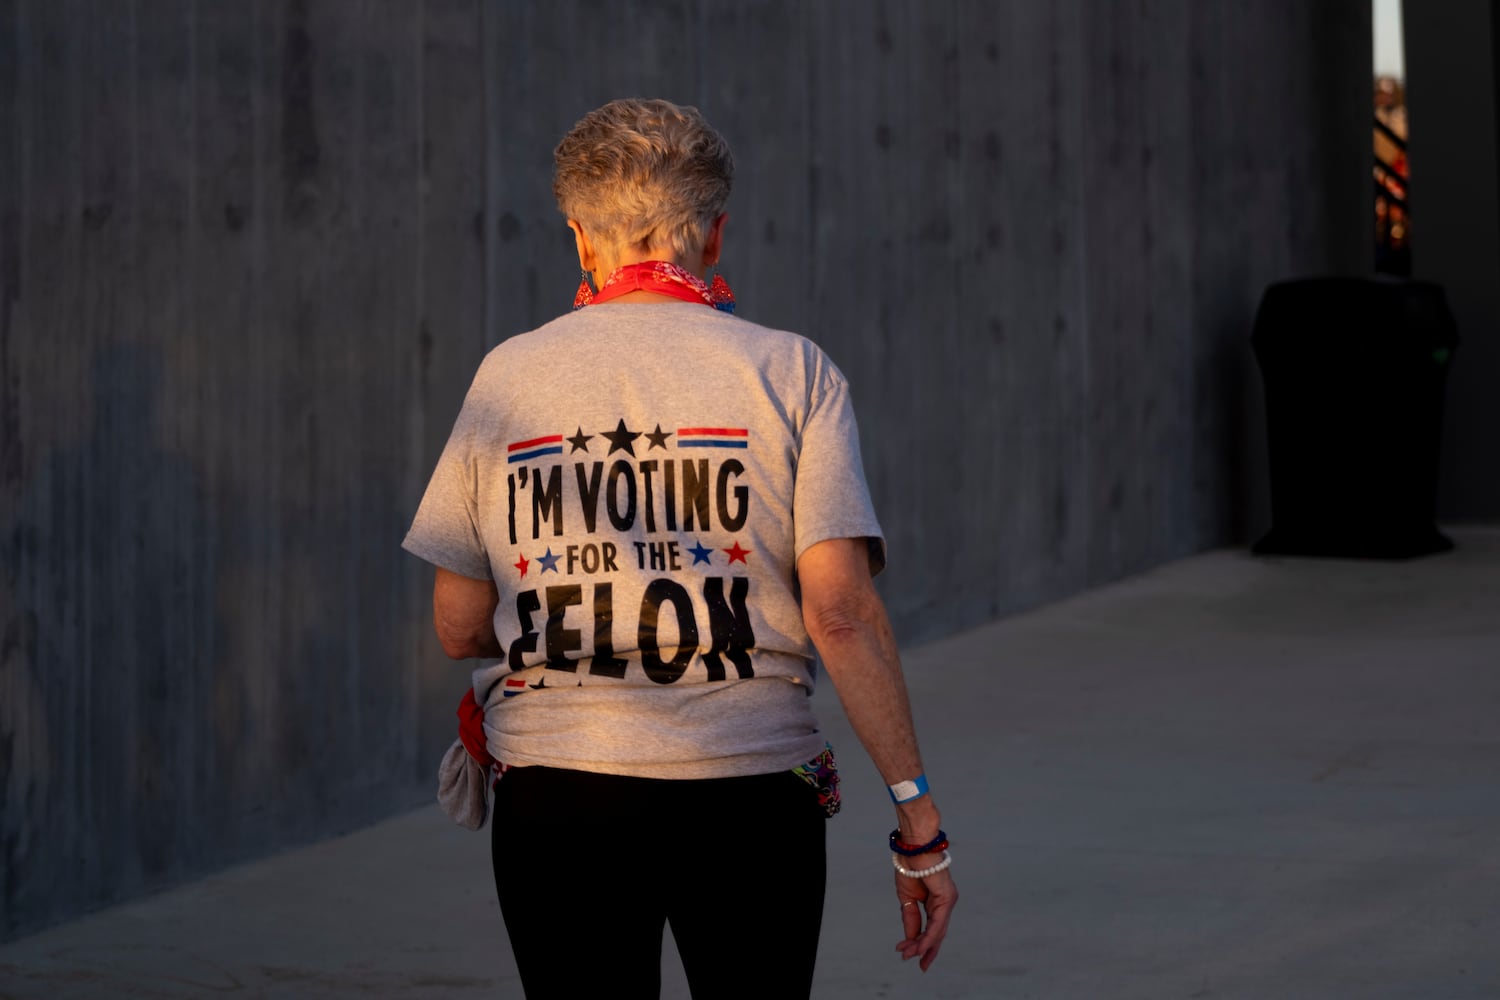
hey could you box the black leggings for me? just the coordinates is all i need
[491,766,827,1000]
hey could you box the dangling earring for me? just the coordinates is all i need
[708,267,736,314]
[572,268,595,310]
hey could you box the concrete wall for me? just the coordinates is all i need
[1,0,1371,940]
[1403,0,1500,520]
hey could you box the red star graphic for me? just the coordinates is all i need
[723,541,751,564]
[514,553,529,578]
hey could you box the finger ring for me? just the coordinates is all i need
[901,901,917,908]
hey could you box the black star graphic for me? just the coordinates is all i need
[529,676,549,690]
[601,418,641,457]
[645,424,673,450]
[567,426,593,453]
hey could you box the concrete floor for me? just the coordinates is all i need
[3,528,1497,999]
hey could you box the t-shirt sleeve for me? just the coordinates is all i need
[792,362,887,576]
[402,379,494,581]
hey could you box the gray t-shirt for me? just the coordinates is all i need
[404,302,884,778]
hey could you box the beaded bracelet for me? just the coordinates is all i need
[889,829,949,857]
[892,850,953,879]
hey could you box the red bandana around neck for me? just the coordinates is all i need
[574,260,735,313]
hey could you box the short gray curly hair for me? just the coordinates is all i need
[553,98,734,261]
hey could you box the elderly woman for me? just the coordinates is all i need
[404,98,956,999]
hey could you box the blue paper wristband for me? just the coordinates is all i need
[887,774,929,804]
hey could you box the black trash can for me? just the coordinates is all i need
[1252,276,1458,559]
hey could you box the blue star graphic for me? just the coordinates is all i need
[537,548,561,573]
[687,539,714,566]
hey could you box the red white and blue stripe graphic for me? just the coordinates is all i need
[502,677,528,698]
[677,426,749,449]
[507,434,563,463]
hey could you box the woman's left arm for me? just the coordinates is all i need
[798,537,958,972]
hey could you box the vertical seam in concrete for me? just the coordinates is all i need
[803,2,817,320]
[8,0,30,936]
[2,0,22,498]
[410,0,426,762]
[349,0,371,719]
[15,0,28,320]
[128,0,139,361]
[355,0,369,234]
[187,0,199,430]
[1492,0,1500,254]
[68,0,93,859]
[946,0,962,379]
[250,0,270,757]
[693,2,706,113]
[479,0,492,351]
[1064,0,1092,576]
[186,0,202,779]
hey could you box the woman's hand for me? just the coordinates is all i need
[895,859,958,971]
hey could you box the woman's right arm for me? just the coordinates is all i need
[432,567,502,659]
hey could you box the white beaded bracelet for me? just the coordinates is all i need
[892,850,953,879]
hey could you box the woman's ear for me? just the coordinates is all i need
[703,212,729,267]
[567,219,597,273]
